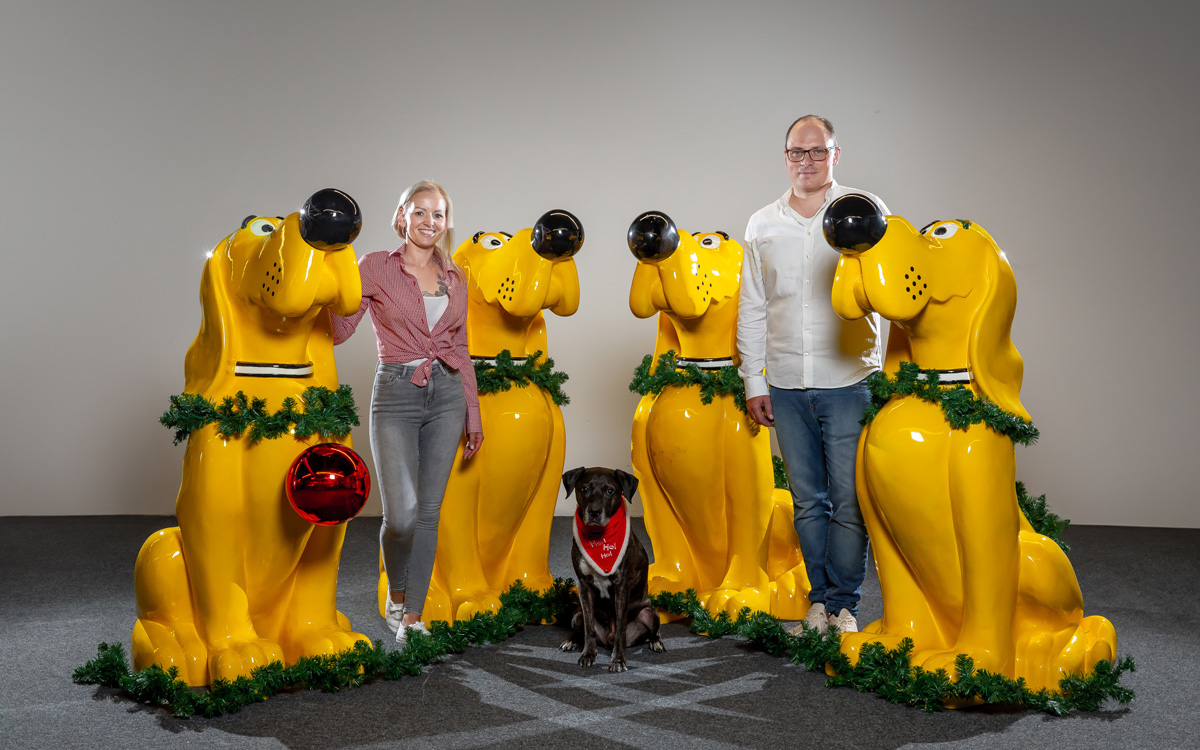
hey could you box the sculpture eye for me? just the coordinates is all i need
[927,222,959,239]
[697,233,723,248]
[248,219,277,237]
[482,235,505,249]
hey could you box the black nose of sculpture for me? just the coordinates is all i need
[300,189,362,250]
[627,211,679,262]
[823,193,887,254]
[531,210,584,260]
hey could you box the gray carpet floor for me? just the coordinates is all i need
[1,516,1196,749]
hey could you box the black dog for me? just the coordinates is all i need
[559,466,664,672]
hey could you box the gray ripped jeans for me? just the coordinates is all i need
[370,360,465,616]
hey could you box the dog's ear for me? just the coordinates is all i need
[562,466,586,497]
[613,469,638,504]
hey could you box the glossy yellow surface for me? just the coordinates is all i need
[377,228,580,623]
[629,231,810,619]
[830,216,1116,691]
[132,213,365,686]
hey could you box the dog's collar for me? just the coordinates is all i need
[471,355,527,367]
[915,368,971,385]
[674,356,734,371]
[573,499,630,578]
[234,361,314,378]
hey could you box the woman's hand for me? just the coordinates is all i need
[463,431,484,459]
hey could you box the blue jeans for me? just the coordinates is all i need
[370,361,466,616]
[770,380,870,617]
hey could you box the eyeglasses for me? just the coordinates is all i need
[784,146,836,162]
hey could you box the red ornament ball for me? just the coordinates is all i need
[286,443,371,525]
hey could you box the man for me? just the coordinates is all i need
[736,115,887,635]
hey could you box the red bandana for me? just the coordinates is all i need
[573,499,630,577]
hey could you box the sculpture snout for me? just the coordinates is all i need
[823,193,887,255]
[627,211,680,262]
[532,210,584,260]
[300,189,361,251]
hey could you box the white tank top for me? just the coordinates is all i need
[402,295,450,367]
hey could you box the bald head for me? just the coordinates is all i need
[785,115,837,148]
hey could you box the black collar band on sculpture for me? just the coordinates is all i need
[234,361,314,378]
[675,356,734,371]
[915,368,971,384]
[471,355,527,367]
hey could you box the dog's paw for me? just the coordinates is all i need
[647,638,666,654]
[559,639,580,652]
[578,651,596,667]
[607,658,628,673]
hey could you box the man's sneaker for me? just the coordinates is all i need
[395,620,431,648]
[384,598,404,634]
[828,608,858,634]
[788,602,828,635]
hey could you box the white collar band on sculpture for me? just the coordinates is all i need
[234,361,314,378]
[471,355,527,367]
[915,368,972,385]
[674,356,734,370]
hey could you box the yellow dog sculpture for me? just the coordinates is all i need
[627,212,809,619]
[133,190,367,686]
[825,194,1116,691]
[377,211,582,623]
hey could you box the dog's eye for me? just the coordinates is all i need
[606,486,615,494]
[247,219,277,237]
[697,233,723,248]
[927,222,959,240]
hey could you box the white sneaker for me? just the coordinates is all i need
[384,598,405,634]
[395,620,430,648]
[828,608,858,634]
[789,602,828,635]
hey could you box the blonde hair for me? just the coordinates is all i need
[392,180,455,263]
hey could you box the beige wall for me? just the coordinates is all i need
[1,0,1196,526]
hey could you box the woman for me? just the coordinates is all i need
[332,180,483,645]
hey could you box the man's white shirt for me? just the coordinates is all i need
[737,181,888,399]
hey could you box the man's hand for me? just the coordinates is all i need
[747,395,774,426]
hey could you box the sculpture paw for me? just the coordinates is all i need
[208,638,284,682]
[648,574,689,596]
[455,592,503,622]
[707,586,771,616]
[837,631,908,667]
[284,625,372,661]
[915,646,1005,678]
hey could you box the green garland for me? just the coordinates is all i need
[160,385,359,446]
[74,579,577,718]
[75,579,1132,718]
[474,350,570,406]
[628,350,748,413]
[1017,481,1071,552]
[862,362,1039,446]
[649,590,1134,715]
[773,455,790,491]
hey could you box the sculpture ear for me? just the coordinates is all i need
[967,233,1030,422]
[613,469,639,504]
[184,234,238,395]
[562,466,586,497]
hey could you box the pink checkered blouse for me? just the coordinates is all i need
[332,244,482,434]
